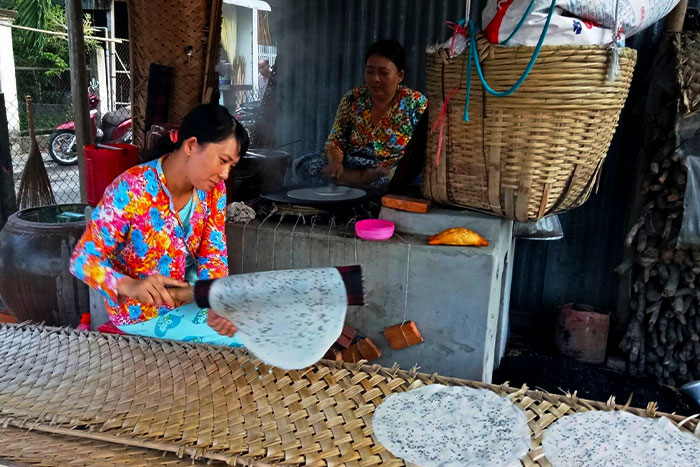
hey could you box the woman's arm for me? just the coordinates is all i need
[196,181,229,280]
[70,180,132,304]
[335,165,390,186]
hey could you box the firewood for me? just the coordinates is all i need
[672,296,685,315]
[663,265,681,297]
[673,249,687,265]
[648,211,665,236]
[661,248,675,264]
[682,270,696,286]
[648,302,662,328]
[675,170,687,186]
[637,229,648,252]
[616,257,635,275]
[646,288,662,302]
[659,317,668,344]
[657,263,670,283]
[626,204,653,247]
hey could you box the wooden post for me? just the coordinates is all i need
[667,0,688,33]
[65,0,90,203]
[0,93,17,230]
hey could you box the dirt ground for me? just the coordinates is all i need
[493,333,698,415]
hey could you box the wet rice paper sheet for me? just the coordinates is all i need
[208,268,347,370]
[542,410,700,467]
[372,384,531,467]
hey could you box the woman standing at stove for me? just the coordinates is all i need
[296,39,428,192]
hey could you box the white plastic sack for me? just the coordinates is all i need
[560,0,681,36]
[483,0,679,46]
[679,155,700,248]
[484,2,620,46]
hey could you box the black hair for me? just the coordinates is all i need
[364,39,406,72]
[146,103,249,162]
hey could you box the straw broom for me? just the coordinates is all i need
[17,96,55,209]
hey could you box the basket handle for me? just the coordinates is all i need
[463,0,556,121]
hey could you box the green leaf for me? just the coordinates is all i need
[15,0,52,53]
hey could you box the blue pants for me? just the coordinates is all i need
[118,303,244,347]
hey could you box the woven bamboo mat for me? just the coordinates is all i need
[0,324,697,466]
[0,426,219,466]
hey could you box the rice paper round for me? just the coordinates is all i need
[208,268,347,369]
[372,384,531,467]
[542,410,700,467]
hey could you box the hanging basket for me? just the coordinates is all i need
[423,35,637,222]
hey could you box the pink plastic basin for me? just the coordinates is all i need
[356,219,395,241]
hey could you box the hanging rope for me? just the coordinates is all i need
[607,0,621,82]
[464,0,557,121]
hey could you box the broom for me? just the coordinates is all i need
[17,96,55,209]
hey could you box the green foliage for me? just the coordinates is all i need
[15,0,52,53]
[8,0,96,71]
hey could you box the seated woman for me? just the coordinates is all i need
[70,103,245,345]
[297,39,428,192]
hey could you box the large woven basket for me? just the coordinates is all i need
[423,37,637,222]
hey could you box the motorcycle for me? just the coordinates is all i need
[48,85,132,166]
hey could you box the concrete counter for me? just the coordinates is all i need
[227,212,514,383]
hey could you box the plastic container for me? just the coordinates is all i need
[355,219,395,241]
[554,303,610,364]
[84,143,139,207]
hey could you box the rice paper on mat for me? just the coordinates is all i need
[372,384,531,467]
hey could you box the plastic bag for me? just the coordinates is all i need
[483,1,620,46]
[560,0,681,36]
[679,155,700,248]
[677,113,700,248]
[483,0,680,46]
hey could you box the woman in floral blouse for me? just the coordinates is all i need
[297,39,428,191]
[70,103,246,345]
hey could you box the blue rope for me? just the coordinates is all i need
[500,0,537,46]
[464,0,556,121]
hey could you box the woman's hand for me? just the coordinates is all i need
[207,310,238,337]
[321,160,344,180]
[116,274,189,307]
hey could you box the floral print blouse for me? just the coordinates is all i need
[70,157,229,326]
[324,85,428,168]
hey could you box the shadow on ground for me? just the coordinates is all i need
[493,333,699,415]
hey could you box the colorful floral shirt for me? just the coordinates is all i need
[70,157,229,326]
[324,85,428,168]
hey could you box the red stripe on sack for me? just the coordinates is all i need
[484,0,516,44]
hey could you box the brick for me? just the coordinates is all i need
[381,194,432,214]
[357,337,382,361]
[335,325,357,349]
[341,345,363,363]
[384,321,424,350]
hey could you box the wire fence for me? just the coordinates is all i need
[5,41,131,206]
[7,68,81,204]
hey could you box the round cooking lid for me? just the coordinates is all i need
[261,185,368,205]
[245,149,290,159]
[287,186,365,202]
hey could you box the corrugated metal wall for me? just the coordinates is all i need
[267,1,666,328]
[269,0,481,153]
